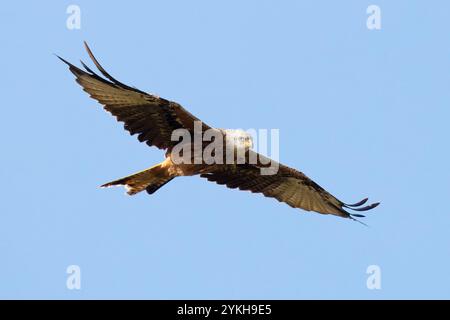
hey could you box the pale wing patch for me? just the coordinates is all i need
[264,178,342,215]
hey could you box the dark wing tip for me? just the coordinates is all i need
[372,202,380,208]
[352,202,380,211]
[82,41,116,81]
[82,41,145,94]
[350,215,369,227]
[339,199,379,226]
[83,41,99,68]
[342,193,380,212]
[56,54,88,78]
[55,54,71,66]
[349,201,380,212]
[344,197,369,208]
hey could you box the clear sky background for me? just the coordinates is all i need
[1,1,449,299]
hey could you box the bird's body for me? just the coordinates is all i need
[59,42,379,222]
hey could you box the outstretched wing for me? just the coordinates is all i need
[200,152,379,220]
[59,42,210,150]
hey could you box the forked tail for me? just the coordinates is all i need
[101,163,174,195]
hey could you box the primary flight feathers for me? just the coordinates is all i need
[58,42,379,222]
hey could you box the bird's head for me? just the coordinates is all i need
[224,129,254,150]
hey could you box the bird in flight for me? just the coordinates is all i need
[59,42,379,222]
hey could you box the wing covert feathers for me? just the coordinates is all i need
[58,43,210,150]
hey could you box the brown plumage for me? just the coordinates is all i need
[58,42,379,222]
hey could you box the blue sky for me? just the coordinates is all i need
[1,1,449,299]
